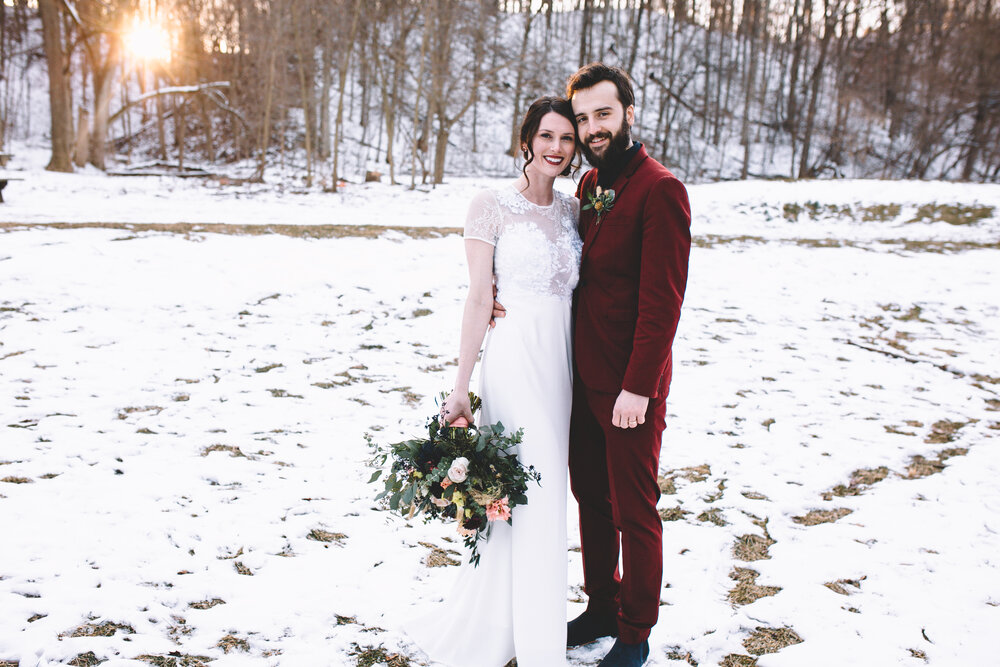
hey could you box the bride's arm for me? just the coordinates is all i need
[440,239,495,425]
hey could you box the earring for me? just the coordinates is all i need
[522,149,529,160]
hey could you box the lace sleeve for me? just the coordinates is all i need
[464,189,502,245]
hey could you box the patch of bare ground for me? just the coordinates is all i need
[233,561,253,576]
[657,464,711,496]
[908,648,929,661]
[136,654,213,667]
[720,655,757,666]
[0,662,17,667]
[743,626,804,656]
[66,620,135,638]
[67,654,102,667]
[733,517,775,562]
[664,647,698,665]
[740,491,769,500]
[697,507,728,526]
[0,221,459,240]
[904,447,968,479]
[168,616,193,643]
[308,528,347,544]
[728,568,781,605]
[825,576,865,595]
[379,386,422,406]
[116,405,164,419]
[1,476,32,484]
[216,635,249,653]
[419,541,461,567]
[793,508,853,526]
[659,506,691,521]
[200,444,246,457]
[349,644,411,667]
[822,466,889,500]
[924,419,972,444]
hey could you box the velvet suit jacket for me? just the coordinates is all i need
[573,145,692,399]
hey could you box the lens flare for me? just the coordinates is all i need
[124,20,171,63]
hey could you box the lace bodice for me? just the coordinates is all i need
[464,186,582,300]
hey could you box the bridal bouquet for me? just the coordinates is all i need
[368,393,541,566]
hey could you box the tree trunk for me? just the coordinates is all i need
[38,0,72,172]
[798,0,835,178]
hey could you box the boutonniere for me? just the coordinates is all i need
[582,186,615,223]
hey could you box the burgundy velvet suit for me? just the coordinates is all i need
[569,145,691,644]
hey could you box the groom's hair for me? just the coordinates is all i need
[566,63,635,110]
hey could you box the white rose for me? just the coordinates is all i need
[447,457,470,484]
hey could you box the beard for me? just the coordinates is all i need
[581,116,632,169]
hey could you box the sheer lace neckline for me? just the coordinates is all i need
[511,184,556,209]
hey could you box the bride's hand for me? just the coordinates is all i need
[439,390,474,427]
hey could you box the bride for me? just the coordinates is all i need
[405,96,582,667]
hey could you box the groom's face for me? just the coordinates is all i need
[571,80,635,169]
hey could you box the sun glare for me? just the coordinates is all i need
[124,20,172,63]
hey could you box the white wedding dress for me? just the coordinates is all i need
[406,185,581,667]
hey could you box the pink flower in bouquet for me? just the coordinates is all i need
[447,457,470,483]
[486,496,511,522]
[457,523,477,538]
[440,478,452,489]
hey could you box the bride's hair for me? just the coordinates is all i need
[519,96,579,187]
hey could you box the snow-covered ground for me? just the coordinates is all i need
[1,176,999,667]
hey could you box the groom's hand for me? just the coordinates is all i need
[612,389,649,429]
[489,283,506,329]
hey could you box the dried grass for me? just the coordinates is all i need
[822,466,888,500]
[136,654,212,667]
[69,621,135,638]
[216,635,249,654]
[728,568,781,606]
[905,447,968,479]
[743,626,803,656]
[0,221,458,240]
[233,561,253,576]
[740,491,769,500]
[720,655,756,667]
[733,533,775,561]
[420,541,461,568]
[824,577,865,595]
[792,508,853,526]
[200,444,245,457]
[349,644,411,667]
[697,508,728,526]
[924,419,970,444]
[659,506,690,522]
[0,476,32,484]
[67,653,102,667]
[308,529,347,544]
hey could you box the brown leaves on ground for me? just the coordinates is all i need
[792,508,853,526]
[728,568,782,606]
[419,541,461,568]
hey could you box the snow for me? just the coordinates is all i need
[1,174,999,666]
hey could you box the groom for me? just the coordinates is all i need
[563,63,691,667]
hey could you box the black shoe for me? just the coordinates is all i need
[597,638,650,667]
[567,609,618,648]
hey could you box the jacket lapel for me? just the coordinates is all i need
[581,145,650,263]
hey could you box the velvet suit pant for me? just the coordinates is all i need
[569,380,666,644]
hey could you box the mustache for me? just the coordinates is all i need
[585,131,612,144]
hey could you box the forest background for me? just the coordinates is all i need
[1,0,998,189]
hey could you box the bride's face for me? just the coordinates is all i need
[523,112,576,180]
